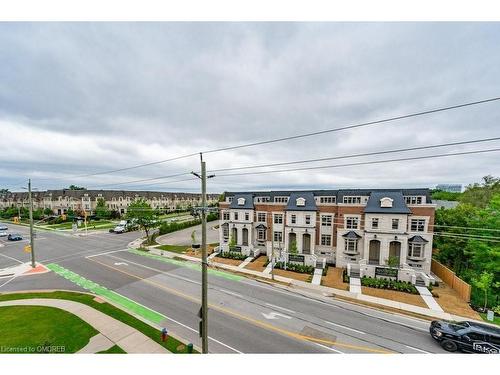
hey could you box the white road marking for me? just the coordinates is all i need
[219,289,244,298]
[0,276,16,289]
[324,321,366,335]
[314,342,344,354]
[113,262,128,266]
[0,252,24,264]
[405,345,430,354]
[86,248,131,259]
[262,311,292,320]
[265,303,296,314]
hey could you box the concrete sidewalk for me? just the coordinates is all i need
[0,299,169,354]
[144,246,477,323]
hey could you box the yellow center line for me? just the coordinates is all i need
[87,256,393,354]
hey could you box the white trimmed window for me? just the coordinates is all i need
[257,212,266,222]
[291,214,296,224]
[223,226,229,238]
[321,234,332,246]
[319,196,336,204]
[321,215,332,226]
[223,211,230,220]
[392,218,399,230]
[305,215,311,225]
[274,214,283,224]
[344,239,358,253]
[257,229,266,240]
[274,196,289,203]
[346,216,359,229]
[343,196,362,204]
[410,219,426,232]
[234,212,239,221]
[408,243,425,258]
[245,212,249,221]
[405,196,423,205]
[371,218,379,229]
[273,231,282,242]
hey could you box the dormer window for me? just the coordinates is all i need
[237,197,245,206]
[296,197,306,207]
[380,197,393,208]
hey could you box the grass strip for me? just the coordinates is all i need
[130,249,243,281]
[97,345,126,354]
[0,291,197,354]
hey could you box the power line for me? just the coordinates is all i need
[26,96,500,181]
[434,233,500,243]
[214,148,500,178]
[207,137,500,173]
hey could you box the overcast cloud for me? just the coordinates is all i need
[0,22,499,193]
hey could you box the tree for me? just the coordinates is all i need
[386,255,400,269]
[289,240,298,254]
[472,272,495,310]
[126,199,159,244]
[67,185,86,190]
[228,235,236,250]
[43,208,53,216]
[460,175,500,208]
[95,198,111,219]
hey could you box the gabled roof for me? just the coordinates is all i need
[229,194,254,209]
[408,235,429,243]
[364,191,411,214]
[285,192,317,211]
[255,223,267,229]
[342,231,362,239]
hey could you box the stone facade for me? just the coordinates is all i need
[219,188,436,286]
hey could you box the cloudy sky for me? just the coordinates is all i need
[0,22,499,193]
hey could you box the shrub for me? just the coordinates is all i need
[274,262,314,274]
[217,252,247,261]
[360,276,419,294]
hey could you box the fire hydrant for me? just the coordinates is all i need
[161,328,168,342]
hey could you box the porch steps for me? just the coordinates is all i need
[311,268,323,285]
[238,257,254,269]
[415,278,426,287]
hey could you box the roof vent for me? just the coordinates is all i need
[296,197,306,206]
[380,197,393,208]
[237,197,246,206]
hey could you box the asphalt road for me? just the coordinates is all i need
[156,220,220,246]
[0,222,449,354]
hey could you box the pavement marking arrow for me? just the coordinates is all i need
[261,311,292,320]
[113,262,128,266]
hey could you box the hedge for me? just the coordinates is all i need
[158,212,218,235]
[360,276,419,294]
[273,261,314,274]
[217,251,247,261]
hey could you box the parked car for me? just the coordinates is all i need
[430,320,500,353]
[113,224,126,234]
[7,233,23,241]
[0,224,8,231]
[0,231,8,237]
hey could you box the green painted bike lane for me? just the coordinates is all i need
[128,249,243,282]
[46,263,166,324]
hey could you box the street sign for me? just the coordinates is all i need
[24,245,31,253]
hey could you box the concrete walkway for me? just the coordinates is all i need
[349,277,362,294]
[311,268,323,285]
[238,257,254,269]
[0,299,169,354]
[416,286,444,312]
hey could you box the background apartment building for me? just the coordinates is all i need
[0,189,219,216]
[219,188,437,286]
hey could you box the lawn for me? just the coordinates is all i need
[43,220,116,231]
[97,345,126,354]
[0,291,197,354]
[480,312,500,326]
[156,244,190,254]
[0,305,97,353]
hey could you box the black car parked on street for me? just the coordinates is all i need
[430,320,500,353]
[7,233,23,241]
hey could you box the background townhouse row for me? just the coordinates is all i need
[0,189,219,216]
[218,188,437,286]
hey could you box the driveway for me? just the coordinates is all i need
[156,220,220,246]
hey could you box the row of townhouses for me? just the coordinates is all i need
[0,190,219,215]
[219,188,437,286]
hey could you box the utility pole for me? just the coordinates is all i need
[271,218,275,280]
[191,154,215,354]
[28,179,35,268]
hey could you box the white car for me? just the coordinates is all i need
[0,231,7,237]
[113,225,126,234]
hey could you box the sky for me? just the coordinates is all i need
[0,22,499,193]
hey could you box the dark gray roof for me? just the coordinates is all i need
[229,194,254,209]
[224,188,431,203]
[255,223,267,229]
[408,235,429,243]
[364,192,411,214]
[285,192,317,211]
[342,231,362,239]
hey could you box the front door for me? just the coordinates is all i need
[369,240,380,265]
[389,241,401,264]
[303,233,311,254]
[242,228,248,246]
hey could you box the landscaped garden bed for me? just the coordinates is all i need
[244,255,268,272]
[217,251,248,261]
[360,277,419,294]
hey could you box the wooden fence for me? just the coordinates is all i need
[431,259,471,302]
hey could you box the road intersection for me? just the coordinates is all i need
[0,223,447,353]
